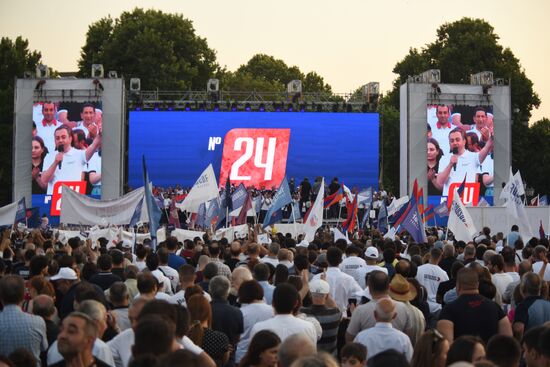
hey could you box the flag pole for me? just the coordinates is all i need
[337,204,343,226]
[291,205,298,240]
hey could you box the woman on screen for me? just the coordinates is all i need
[32,136,49,194]
[427,138,443,195]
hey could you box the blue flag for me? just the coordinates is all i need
[540,195,548,206]
[263,177,293,228]
[129,197,144,227]
[231,184,248,213]
[14,198,27,224]
[291,201,301,220]
[400,201,427,243]
[254,195,262,214]
[377,201,388,234]
[204,199,219,227]
[196,203,206,228]
[143,156,162,250]
[358,187,373,205]
[263,208,284,228]
[216,191,228,229]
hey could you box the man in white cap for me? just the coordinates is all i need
[300,279,342,355]
[355,246,387,288]
[51,267,81,319]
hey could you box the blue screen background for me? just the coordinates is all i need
[128,112,379,190]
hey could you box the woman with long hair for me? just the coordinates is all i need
[411,329,449,367]
[32,136,49,193]
[187,294,229,367]
[427,137,444,195]
[445,335,486,365]
[238,330,280,367]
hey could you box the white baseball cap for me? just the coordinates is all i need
[309,279,330,294]
[365,246,379,260]
[50,267,78,281]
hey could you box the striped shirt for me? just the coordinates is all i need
[301,304,342,354]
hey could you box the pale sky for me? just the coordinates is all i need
[1,0,548,123]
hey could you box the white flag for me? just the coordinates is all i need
[503,170,533,238]
[303,178,324,242]
[448,188,477,242]
[0,201,18,226]
[176,164,219,213]
[331,227,351,244]
[387,195,409,217]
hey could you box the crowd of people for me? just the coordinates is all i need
[1,221,550,367]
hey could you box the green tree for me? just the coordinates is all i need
[525,118,550,196]
[78,8,218,90]
[386,17,540,192]
[303,72,333,94]
[236,54,304,87]
[378,97,400,194]
[0,37,41,205]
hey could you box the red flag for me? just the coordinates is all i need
[324,184,345,208]
[418,188,424,217]
[236,191,253,225]
[342,195,358,233]
[169,200,180,228]
[412,178,419,201]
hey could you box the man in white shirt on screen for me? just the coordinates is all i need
[430,105,453,156]
[34,102,59,154]
[40,124,101,194]
[436,127,493,196]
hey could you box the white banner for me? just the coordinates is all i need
[60,186,147,226]
[171,228,206,243]
[177,164,219,213]
[266,223,304,239]
[0,201,18,226]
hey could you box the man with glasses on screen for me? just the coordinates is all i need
[39,124,102,195]
[436,127,493,197]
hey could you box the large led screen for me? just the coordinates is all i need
[128,112,379,190]
[32,101,103,218]
[427,104,494,205]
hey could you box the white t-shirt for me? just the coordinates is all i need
[236,303,274,363]
[492,273,514,299]
[169,289,211,307]
[438,150,482,196]
[158,265,180,293]
[431,125,452,157]
[355,265,388,289]
[43,147,88,194]
[48,339,114,367]
[35,121,58,154]
[339,256,367,285]
[532,261,550,281]
[416,263,449,313]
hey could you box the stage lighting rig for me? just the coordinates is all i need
[36,64,49,79]
[91,64,104,78]
[130,78,141,92]
[207,78,220,101]
[108,71,118,78]
[287,80,302,104]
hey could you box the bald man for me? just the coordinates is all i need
[32,295,59,347]
[353,298,413,361]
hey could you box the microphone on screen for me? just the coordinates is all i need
[451,147,458,171]
[57,145,64,169]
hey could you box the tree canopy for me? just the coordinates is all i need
[78,8,218,90]
[0,37,41,205]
